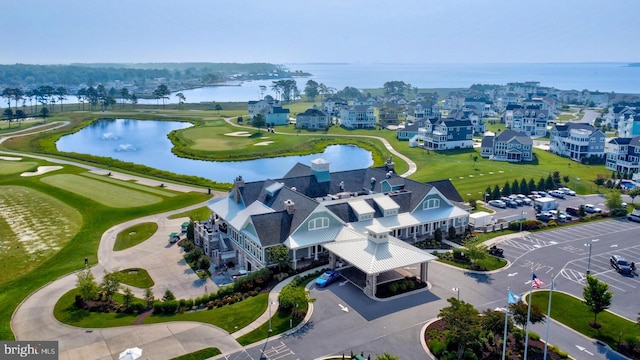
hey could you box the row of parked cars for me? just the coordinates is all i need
[488,187,577,209]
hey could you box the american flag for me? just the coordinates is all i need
[532,273,544,289]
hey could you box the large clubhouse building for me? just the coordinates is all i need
[194,158,470,297]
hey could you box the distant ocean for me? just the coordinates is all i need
[106,62,640,104]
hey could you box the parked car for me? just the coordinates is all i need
[610,255,633,274]
[627,211,640,223]
[489,200,507,208]
[584,204,602,213]
[565,206,580,216]
[515,194,533,205]
[536,211,554,222]
[315,270,341,287]
[505,199,518,208]
[549,190,565,199]
[548,210,571,222]
[558,187,576,196]
[537,191,549,197]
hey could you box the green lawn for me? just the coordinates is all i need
[143,293,268,332]
[170,348,221,360]
[114,222,158,251]
[119,268,155,288]
[167,206,211,221]
[54,288,146,328]
[531,291,640,349]
[41,174,163,208]
[0,160,38,175]
[0,157,210,340]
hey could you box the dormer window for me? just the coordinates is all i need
[423,198,440,210]
[309,217,329,231]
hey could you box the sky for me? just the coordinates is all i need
[1,0,639,65]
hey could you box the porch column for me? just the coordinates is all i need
[364,273,376,298]
[420,262,428,283]
[292,248,297,271]
[329,253,336,269]
[314,245,319,261]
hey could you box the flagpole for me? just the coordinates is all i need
[502,288,509,360]
[524,277,533,360]
[543,276,554,360]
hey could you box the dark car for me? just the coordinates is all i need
[565,206,580,216]
[315,270,341,287]
[610,255,633,274]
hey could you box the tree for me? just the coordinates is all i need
[482,309,513,349]
[594,176,606,192]
[472,155,478,169]
[448,225,457,240]
[583,274,613,328]
[122,287,134,310]
[3,108,13,124]
[434,228,443,242]
[197,255,211,271]
[267,244,289,271]
[214,104,222,115]
[130,93,138,108]
[491,185,500,200]
[629,188,640,204]
[509,299,545,328]
[175,92,186,109]
[512,179,520,195]
[76,268,99,302]
[100,270,122,301]
[605,189,623,211]
[463,243,488,265]
[56,87,67,111]
[304,79,319,101]
[144,287,154,308]
[537,177,546,191]
[528,178,537,192]
[119,88,130,108]
[153,84,171,108]
[382,80,410,95]
[375,353,399,360]
[546,174,555,190]
[438,298,481,359]
[163,289,176,301]
[40,107,49,119]
[502,181,511,196]
[252,113,266,132]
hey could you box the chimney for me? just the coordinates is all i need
[385,155,395,172]
[284,199,295,215]
[233,175,244,203]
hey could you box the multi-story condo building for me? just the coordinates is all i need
[605,137,640,175]
[503,105,549,137]
[550,123,606,161]
[338,105,376,129]
[295,105,330,129]
[409,118,473,150]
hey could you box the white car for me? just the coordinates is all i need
[549,190,565,199]
[558,187,576,196]
[489,200,507,208]
[584,204,602,213]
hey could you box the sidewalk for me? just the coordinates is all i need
[230,267,322,340]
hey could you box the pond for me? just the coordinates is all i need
[55,119,373,183]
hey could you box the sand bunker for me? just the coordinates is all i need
[225,131,251,137]
[21,166,63,177]
[254,141,274,146]
[0,156,22,161]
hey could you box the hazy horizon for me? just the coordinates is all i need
[1,0,639,65]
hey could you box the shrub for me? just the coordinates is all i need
[153,302,163,314]
[163,300,178,314]
[185,299,194,309]
[389,283,398,294]
[428,339,446,357]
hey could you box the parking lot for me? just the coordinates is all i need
[498,217,640,320]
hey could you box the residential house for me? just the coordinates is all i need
[248,98,280,118]
[265,106,290,126]
[605,137,640,175]
[481,130,533,162]
[606,106,637,131]
[195,158,469,297]
[549,123,606,161]
[617,113,640,138]
[296,105,330,129]
[409,118,474,150]
[322,97,348,117]
[397,120,427,141]
[450,107,486,135]
[503,105,549,137]
[375,101,405,128]
[338,105,377,129]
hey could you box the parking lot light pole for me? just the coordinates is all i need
[268,300,273,333]
[452,286,460,301]
[585,241,592,275]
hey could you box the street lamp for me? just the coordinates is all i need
[520,209,527,234]
[452,286,460,301]
[484,193,490,204]
[585,241,592,275]
[268,300,273,333]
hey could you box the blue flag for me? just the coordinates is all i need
[508,290,520,304]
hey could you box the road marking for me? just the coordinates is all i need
[508,272,518,276]
[610,244,618,248]
[339,280,348,286]
[338,304,349,312]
